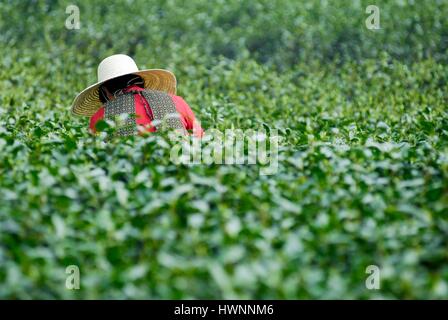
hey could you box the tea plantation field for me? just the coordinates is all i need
[0,0,447,299]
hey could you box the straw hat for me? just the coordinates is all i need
[71,54,177,117]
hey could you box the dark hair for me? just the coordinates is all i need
[99,74,144,103]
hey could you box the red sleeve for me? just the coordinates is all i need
[89,107,105,133]
[171,95,204,137]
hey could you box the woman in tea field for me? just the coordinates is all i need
[71,54,203,137]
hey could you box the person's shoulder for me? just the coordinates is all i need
[91,106,105,119]
[169,94,189,105]
[169,93,184,99]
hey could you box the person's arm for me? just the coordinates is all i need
[89,107,105,134]
[171,95,204,137]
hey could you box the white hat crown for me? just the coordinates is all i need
[97,54,139,83]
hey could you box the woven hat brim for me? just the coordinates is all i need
[71,69,177,117]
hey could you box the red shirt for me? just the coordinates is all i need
[90,85,203,137]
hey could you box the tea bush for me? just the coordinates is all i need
[0,0,447,299]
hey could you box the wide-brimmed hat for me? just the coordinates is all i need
[71,54,177,117]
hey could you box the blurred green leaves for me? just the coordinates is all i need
[0,0,447,299]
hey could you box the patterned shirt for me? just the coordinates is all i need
[89,85,203,137]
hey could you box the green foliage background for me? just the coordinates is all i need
[0,0,447,299]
